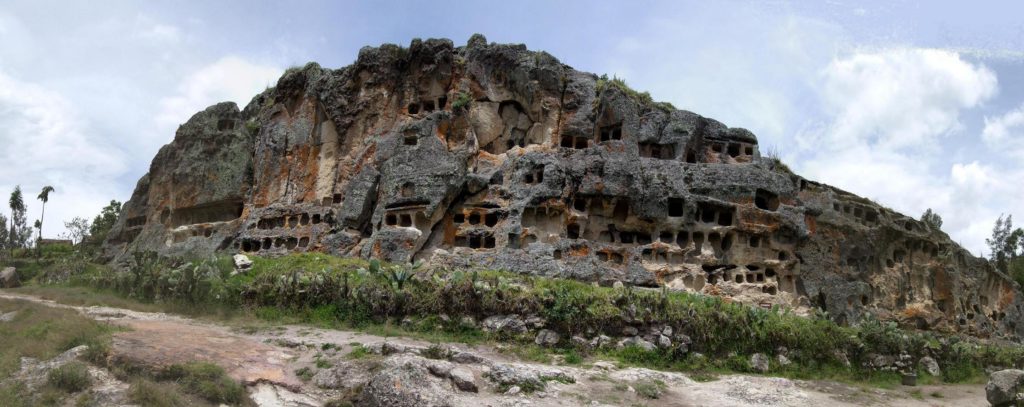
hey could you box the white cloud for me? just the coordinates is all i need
[156,56,282,131]
[982,103,1024,159]
[0,71,127,237]
[815,48,997,151]
[794,48,1002,254]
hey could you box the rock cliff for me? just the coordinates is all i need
[103,35,1023,339]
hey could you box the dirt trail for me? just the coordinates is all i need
[0,291,988,407]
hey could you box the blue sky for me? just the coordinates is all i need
[1,0,1022,254]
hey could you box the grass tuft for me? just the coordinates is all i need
[47,362,91,393]
[158,362,246,404]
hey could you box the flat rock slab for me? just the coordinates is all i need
[111,319,301,390]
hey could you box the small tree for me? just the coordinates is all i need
[988,215,1023,273]
[37,186,54,243]
[8,186,32,252]
[63,217,91,245]
[86,200,121,246]
[0,212,8,257]
[920,208,943,231]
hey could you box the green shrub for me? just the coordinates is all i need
[452,92,472,110]
[633,378,667,399]
[128,379,186,407]
[159,362,245,404]
[346,345,371,360]
[48,362,91,393]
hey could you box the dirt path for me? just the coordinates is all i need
[0,291,988,406]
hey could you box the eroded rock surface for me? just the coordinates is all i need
[102,35,1023,338]
[0,267,19,288]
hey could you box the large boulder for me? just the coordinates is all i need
[534,329,560,347]
[481,315,527,335]
[987,369,1024,407]
[749,353,770,373]
[359,354,454,407]
[919,356,941,377]
[0,267,19,288]
[312,361,370,390]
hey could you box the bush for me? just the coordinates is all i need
[159,362,246,404]
[48,362,91,393]
[128,379,186,407]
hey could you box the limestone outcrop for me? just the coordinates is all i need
[102,35,1024,339]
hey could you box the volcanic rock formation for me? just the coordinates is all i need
[103,35,1023,339]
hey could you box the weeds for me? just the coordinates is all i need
[47,362,91,392]
[452,91,472,110]
[159,362,246,405]
[633,378,667,399]
[0,298,113,380]
[346,344,371,360]
[295,367,314,382]
[128,378,187,407]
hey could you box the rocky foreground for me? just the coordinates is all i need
[1,291,1002,406]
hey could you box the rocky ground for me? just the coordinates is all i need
[0,291,989,406]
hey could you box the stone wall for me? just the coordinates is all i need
[102,35,1024,339]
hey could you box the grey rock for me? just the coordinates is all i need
[0,311,17,322]
[232,254,252,271]
[987,369,1024,407]
[590,335,613,349]
[450,351,485,365]
[360,354,454,407]
[313,362,370,390]
[750,353,770,373]
[524,316,547,329]
[535,329,560,347]
[622,326,639,336]
[449,367,478,392]
[482,315,527,335]
[674,334,692,353]
[485,363,572,393]
[919,356,941,377]
[618,337,656,352]
[0,267,19,288]
[427,360,454,378]
[570,335,590,350]
[380,342,407,355]
[487,364,544,390]
[777,354,791,367]
[657,335,672,349]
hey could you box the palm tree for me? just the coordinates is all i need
[37,186,54,243]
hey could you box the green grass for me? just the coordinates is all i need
[595,74,675,112]
[47,362,91,393]
[345,344,371,360]
[633,378,667,399]
[129,378,188,407]
[294,366,314,382]
[0,298,114,380]
[315,355,333,369]
[158,362,247,405]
